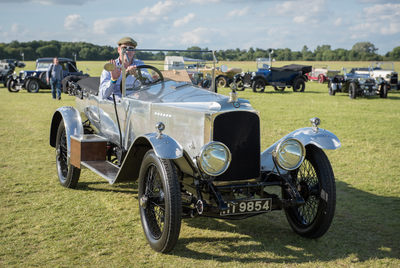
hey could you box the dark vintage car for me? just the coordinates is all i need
[0,59,25,87]
[50,49,340,253]
[231,58,311,93]
[328,67,388,99]
[8,57,87,93]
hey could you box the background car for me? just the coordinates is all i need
[50,49,340,253]
[232,58,311,92]
[7,57,87,93]
[328,67,388,99]
[306,65,340,83]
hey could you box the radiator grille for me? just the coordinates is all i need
[213,111,260,181]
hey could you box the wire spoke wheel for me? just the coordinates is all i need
[55,121,80,188]
[284,145,336,238]
[138,150,181,253]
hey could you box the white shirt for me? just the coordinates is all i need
[99,58,144,100]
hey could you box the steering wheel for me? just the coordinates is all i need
[126,65,164,87]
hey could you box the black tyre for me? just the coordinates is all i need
[293,78,305,92]
[55,121,81,188]
[216,76,227,88]
[328,82,336,96]
[252,78,265,92]
[284,145,336,238]
[26,79,40,93]
[349,82,357,99]
[138,150,181,253]
[7,79,19,93]
[273,86,285,92]
[236,80,245,91]
[379,84,388,98]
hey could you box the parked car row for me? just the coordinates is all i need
[6,57,88,93]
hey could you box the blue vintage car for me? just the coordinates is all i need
[7,57,87,93]
[232,58,311,93]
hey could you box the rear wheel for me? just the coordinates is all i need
[252,78,265,92]
[26,79,40,93]
[284,145,336,238]
[55,121,80,188]
[293,78,305,92]
[349,82,357,99]
[138,150,181,253]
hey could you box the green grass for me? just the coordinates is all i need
[1,61,399,267]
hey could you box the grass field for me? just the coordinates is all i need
[1,61,399,267]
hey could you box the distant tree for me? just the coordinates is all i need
[388,46,400,60]
[301,45,313,61]
[352,42,378,54]
[36,45,58,57]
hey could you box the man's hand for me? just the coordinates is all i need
[109,59,121,80]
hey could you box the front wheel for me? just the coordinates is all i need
[235,80,245,91]
[252,78,265,93]
[380,84,388,98]
[284,145,336,238]
[7,79,19,92]
[55,121,80,188]
[138,150,182,253]
[349,82,357,99]
[216,76,227,88]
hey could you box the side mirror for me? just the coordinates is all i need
[220,65,228,73]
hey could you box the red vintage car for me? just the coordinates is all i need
[307,66,339,83]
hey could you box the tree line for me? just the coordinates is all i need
[0,40,399,62]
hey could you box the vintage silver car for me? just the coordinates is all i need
[49,49,340,253]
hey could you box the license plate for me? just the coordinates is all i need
[220,198,272,216]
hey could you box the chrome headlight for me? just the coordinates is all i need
[197,141,231,176]
[273,138,305,171]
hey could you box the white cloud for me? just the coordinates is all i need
[180,27,224,45]
[173,13,195,27]
[293,16,306,23]
[64,14,87,31]
[334,17,342,26]
[227,7,249,17]
[350,3,400,36]
[93,1,176,34]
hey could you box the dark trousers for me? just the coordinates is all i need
[50,78,61,99]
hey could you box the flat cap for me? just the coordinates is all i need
[117,37,137,47]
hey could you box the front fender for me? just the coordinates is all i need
[113,132,184,183]
[261,127,340,172]
[49,106,83,156]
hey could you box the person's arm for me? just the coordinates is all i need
[99,69,119,100]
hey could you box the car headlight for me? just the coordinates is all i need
[197,141,231,176]
[273,138,305,171]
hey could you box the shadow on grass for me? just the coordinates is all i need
[76,181,138,195]
[173,180,399,264]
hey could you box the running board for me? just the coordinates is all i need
[81,161,119,183]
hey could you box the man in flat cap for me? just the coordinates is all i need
[99,36,144,99]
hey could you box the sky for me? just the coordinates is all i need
[0,0,399,55]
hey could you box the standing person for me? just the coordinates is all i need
[46,57,63,100]
[99,37,144,100]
